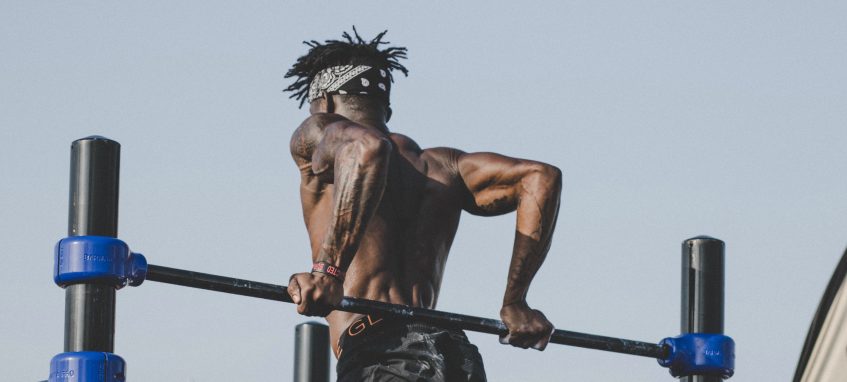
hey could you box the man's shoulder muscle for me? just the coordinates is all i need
[289,113,347,164]
[422,146,464,173]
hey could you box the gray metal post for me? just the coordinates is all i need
[64,136,121,352]
[681,236,725,382]
[294,322,330,382]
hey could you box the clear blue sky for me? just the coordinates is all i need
[2,1,846,380]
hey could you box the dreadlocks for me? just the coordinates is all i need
[285,27,409,108]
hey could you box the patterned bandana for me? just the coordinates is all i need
[307,65,392,104]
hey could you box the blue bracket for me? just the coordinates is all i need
[658,333,735,379]
[49,352,126,382]
[54,236,147,289]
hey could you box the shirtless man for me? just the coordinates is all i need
[284,29,562,381]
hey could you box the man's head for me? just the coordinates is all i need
[285,28,408,122]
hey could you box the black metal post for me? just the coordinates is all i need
[681,236,725,382]
[64,136,121,352]
[293,322,330,382]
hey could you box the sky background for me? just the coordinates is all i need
[2,1,846,381]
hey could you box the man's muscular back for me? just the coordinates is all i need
[288,111,562,353]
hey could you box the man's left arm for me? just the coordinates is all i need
[457,151,562,350]
[287,117,393,317]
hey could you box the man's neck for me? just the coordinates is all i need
[336,110,390,135]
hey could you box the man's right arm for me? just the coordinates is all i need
[287,114,393,316]
[456,151,562,350]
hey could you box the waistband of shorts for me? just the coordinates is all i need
[337,315,402,355]
[336,315,449,356]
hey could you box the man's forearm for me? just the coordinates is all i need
[503,166,562,305]
[315,137,391,270]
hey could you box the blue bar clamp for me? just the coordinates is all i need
[54,236,147,288]
[49,352,126,382]
[50,236,147,382]
[659,333,735,379]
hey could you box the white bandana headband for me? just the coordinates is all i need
[307,65,391,104]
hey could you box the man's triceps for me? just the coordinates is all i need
[313,128,392,270]
[457,152,560,216]
[456,152,524,216]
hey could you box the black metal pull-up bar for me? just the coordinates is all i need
[146,264,666,359]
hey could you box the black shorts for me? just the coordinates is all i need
[336,315,487,382]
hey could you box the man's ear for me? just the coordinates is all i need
[309,98,324,114]
[385,106,393,122]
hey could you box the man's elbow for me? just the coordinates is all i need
[544,164,563,191]
[524,163,563,194]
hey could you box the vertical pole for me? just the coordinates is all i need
[681,236,725,382]
[64,136,121,352]
[294,322,330,382]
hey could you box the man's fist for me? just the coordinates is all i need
[499,301,555,351]
[287,272,343,317]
